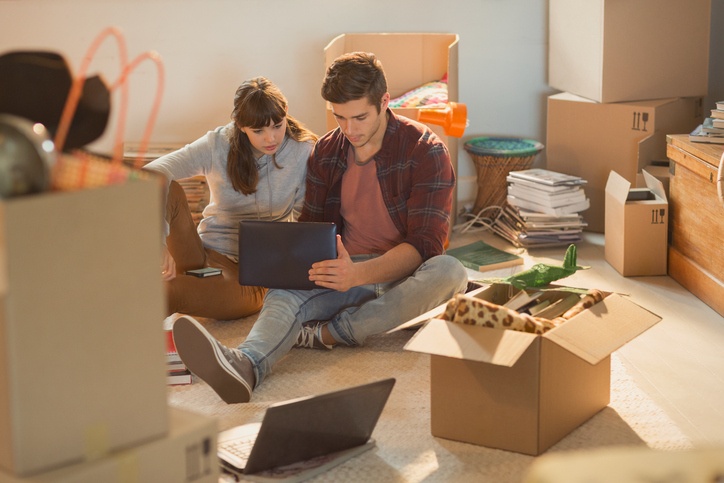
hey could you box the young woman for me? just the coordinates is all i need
[145,77,318,320]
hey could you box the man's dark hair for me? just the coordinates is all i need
[321,52,388,113]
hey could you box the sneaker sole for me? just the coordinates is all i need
[172,316,251,404]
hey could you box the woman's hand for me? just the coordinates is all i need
[309,235,357,292]
[161,245,177,281]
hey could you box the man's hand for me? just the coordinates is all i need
[309,235,357,292]
[308,235,423,292]
[161,245,177,281]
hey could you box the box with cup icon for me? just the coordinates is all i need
[605,169,669,276]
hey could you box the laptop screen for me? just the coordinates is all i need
[238,378,396,474]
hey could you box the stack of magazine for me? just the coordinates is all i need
[493,169,589,248]
[688,100,724,144]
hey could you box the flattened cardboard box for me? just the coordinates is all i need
[546,92,701,232]
[605,169,669,276]
[0,408,219,483]
[0,179,169,476]
[405,283,661,455]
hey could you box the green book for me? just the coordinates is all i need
[447,240,524,272]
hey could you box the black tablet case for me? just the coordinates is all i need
[238,220,337,290]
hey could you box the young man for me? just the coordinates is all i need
[172,52,468,403]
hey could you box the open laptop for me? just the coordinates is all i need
[238,220,337,290]
[217,378,395,477]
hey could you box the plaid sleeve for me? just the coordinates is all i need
[299,133,343,224]
[403,139,455,260]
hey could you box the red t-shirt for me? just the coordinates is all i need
[340,146,402,255]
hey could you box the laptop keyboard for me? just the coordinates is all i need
[221,437,254,461]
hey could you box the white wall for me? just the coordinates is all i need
[1,0,722,210]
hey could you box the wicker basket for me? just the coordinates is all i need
[465,137,544,214]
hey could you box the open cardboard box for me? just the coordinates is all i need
[323,33,459,134]
[605,169,669,276]
[404,283,661,455]
[323,33,460,220]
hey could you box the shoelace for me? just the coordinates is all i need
[217,343,247,373]
[295,326,318,348]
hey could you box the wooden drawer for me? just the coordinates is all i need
[666,134,724,317]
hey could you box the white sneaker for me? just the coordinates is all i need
[294,322,333,350]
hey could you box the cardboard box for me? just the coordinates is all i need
[546,92,702,232]
[605,170,669,276]
[404,283,661,455]
[0,408,219,483]
[549,0,710,103]
[0,179,169,476]
[324,33,460,218]
[323,33,459,133]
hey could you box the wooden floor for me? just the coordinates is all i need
[449,228,724,447]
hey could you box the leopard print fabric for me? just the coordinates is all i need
[440,289,609,334]
[556,289,608,321]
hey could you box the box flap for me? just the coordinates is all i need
[605,170,631,203]
[387,285,488,333]
[544,293,661,365]
[641,169,667,202]
[637,131,666,173]
[404,318,538,367]
[324,33,458,98]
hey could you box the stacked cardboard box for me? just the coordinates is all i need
[0,408,218,483]
[546,0,710,232]
[0,178,218,481]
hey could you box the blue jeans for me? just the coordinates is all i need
[238,254,468,387]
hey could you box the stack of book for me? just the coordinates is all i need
[493,169,589,248]
[689,101,724,144]
[164,317,193,386]
[503,289,583,320]
[505,169,589,215]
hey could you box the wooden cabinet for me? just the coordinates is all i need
[666,134,724,316]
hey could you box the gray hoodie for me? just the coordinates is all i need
[145,122,313,259]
